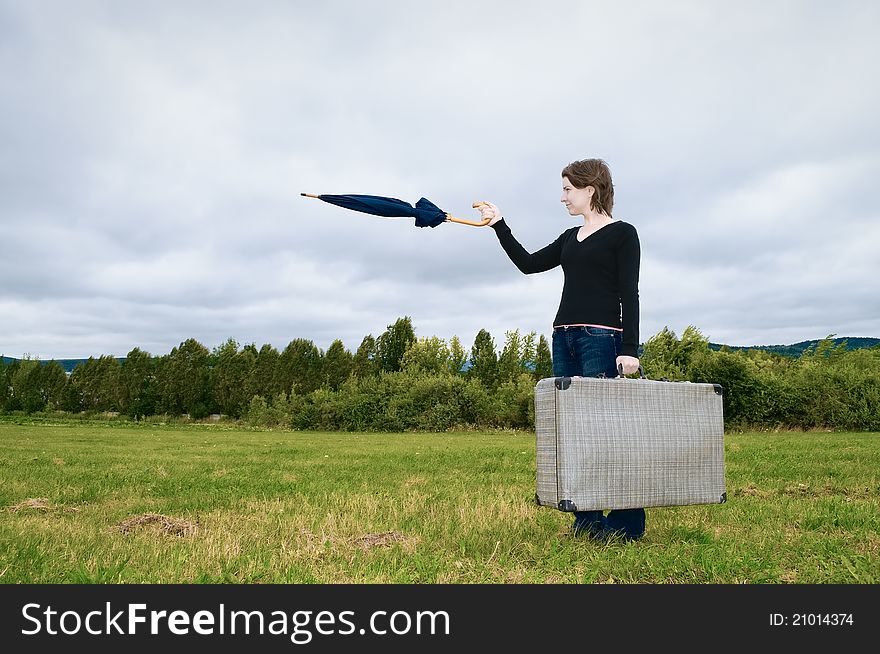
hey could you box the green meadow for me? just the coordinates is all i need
[1,420,877,584]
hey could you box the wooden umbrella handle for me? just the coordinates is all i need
[445,214,492,226]
[445,201,492,227]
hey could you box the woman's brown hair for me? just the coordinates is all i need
[561,159,614,216]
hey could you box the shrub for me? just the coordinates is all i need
[493,373,536,429]
[246,394,292,428]
[688,350,763,428]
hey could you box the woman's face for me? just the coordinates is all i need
[561,177,593,216]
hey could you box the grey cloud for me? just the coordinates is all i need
[2,1,880,359]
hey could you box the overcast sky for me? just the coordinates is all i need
[2,0,879,361]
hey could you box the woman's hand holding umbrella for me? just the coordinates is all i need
[474,201,503,226]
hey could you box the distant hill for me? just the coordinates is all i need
[1,356,125,373]
[707,337,880,357]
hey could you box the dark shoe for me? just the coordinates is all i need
[592,526,644,543]
[604,508,646,538]
[572,521,603,538]
[572,514,606,539]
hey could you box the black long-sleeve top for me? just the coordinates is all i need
[491,218,641,357]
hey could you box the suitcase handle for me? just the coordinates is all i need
[618,363,647,379]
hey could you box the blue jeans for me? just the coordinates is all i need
[552,326,646,539]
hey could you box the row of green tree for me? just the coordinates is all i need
[2,320,878,431]
[0,318,551,425]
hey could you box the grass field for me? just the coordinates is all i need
[1,419,877,583]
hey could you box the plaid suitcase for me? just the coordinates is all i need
[535,375,726,512]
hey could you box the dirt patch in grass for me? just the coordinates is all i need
[7,498,81,514]
[8,498,51,512]
[296,529,417,553]
[116,513,198,537]
[351,531,412,551]
[732,484,772,498]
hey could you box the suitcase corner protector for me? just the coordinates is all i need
[555,377,572,391]
[558,499,577,512]
[720,492,727,504]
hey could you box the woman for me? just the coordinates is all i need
[479,158,645,541]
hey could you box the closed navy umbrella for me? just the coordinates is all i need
[301,193,490,227]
